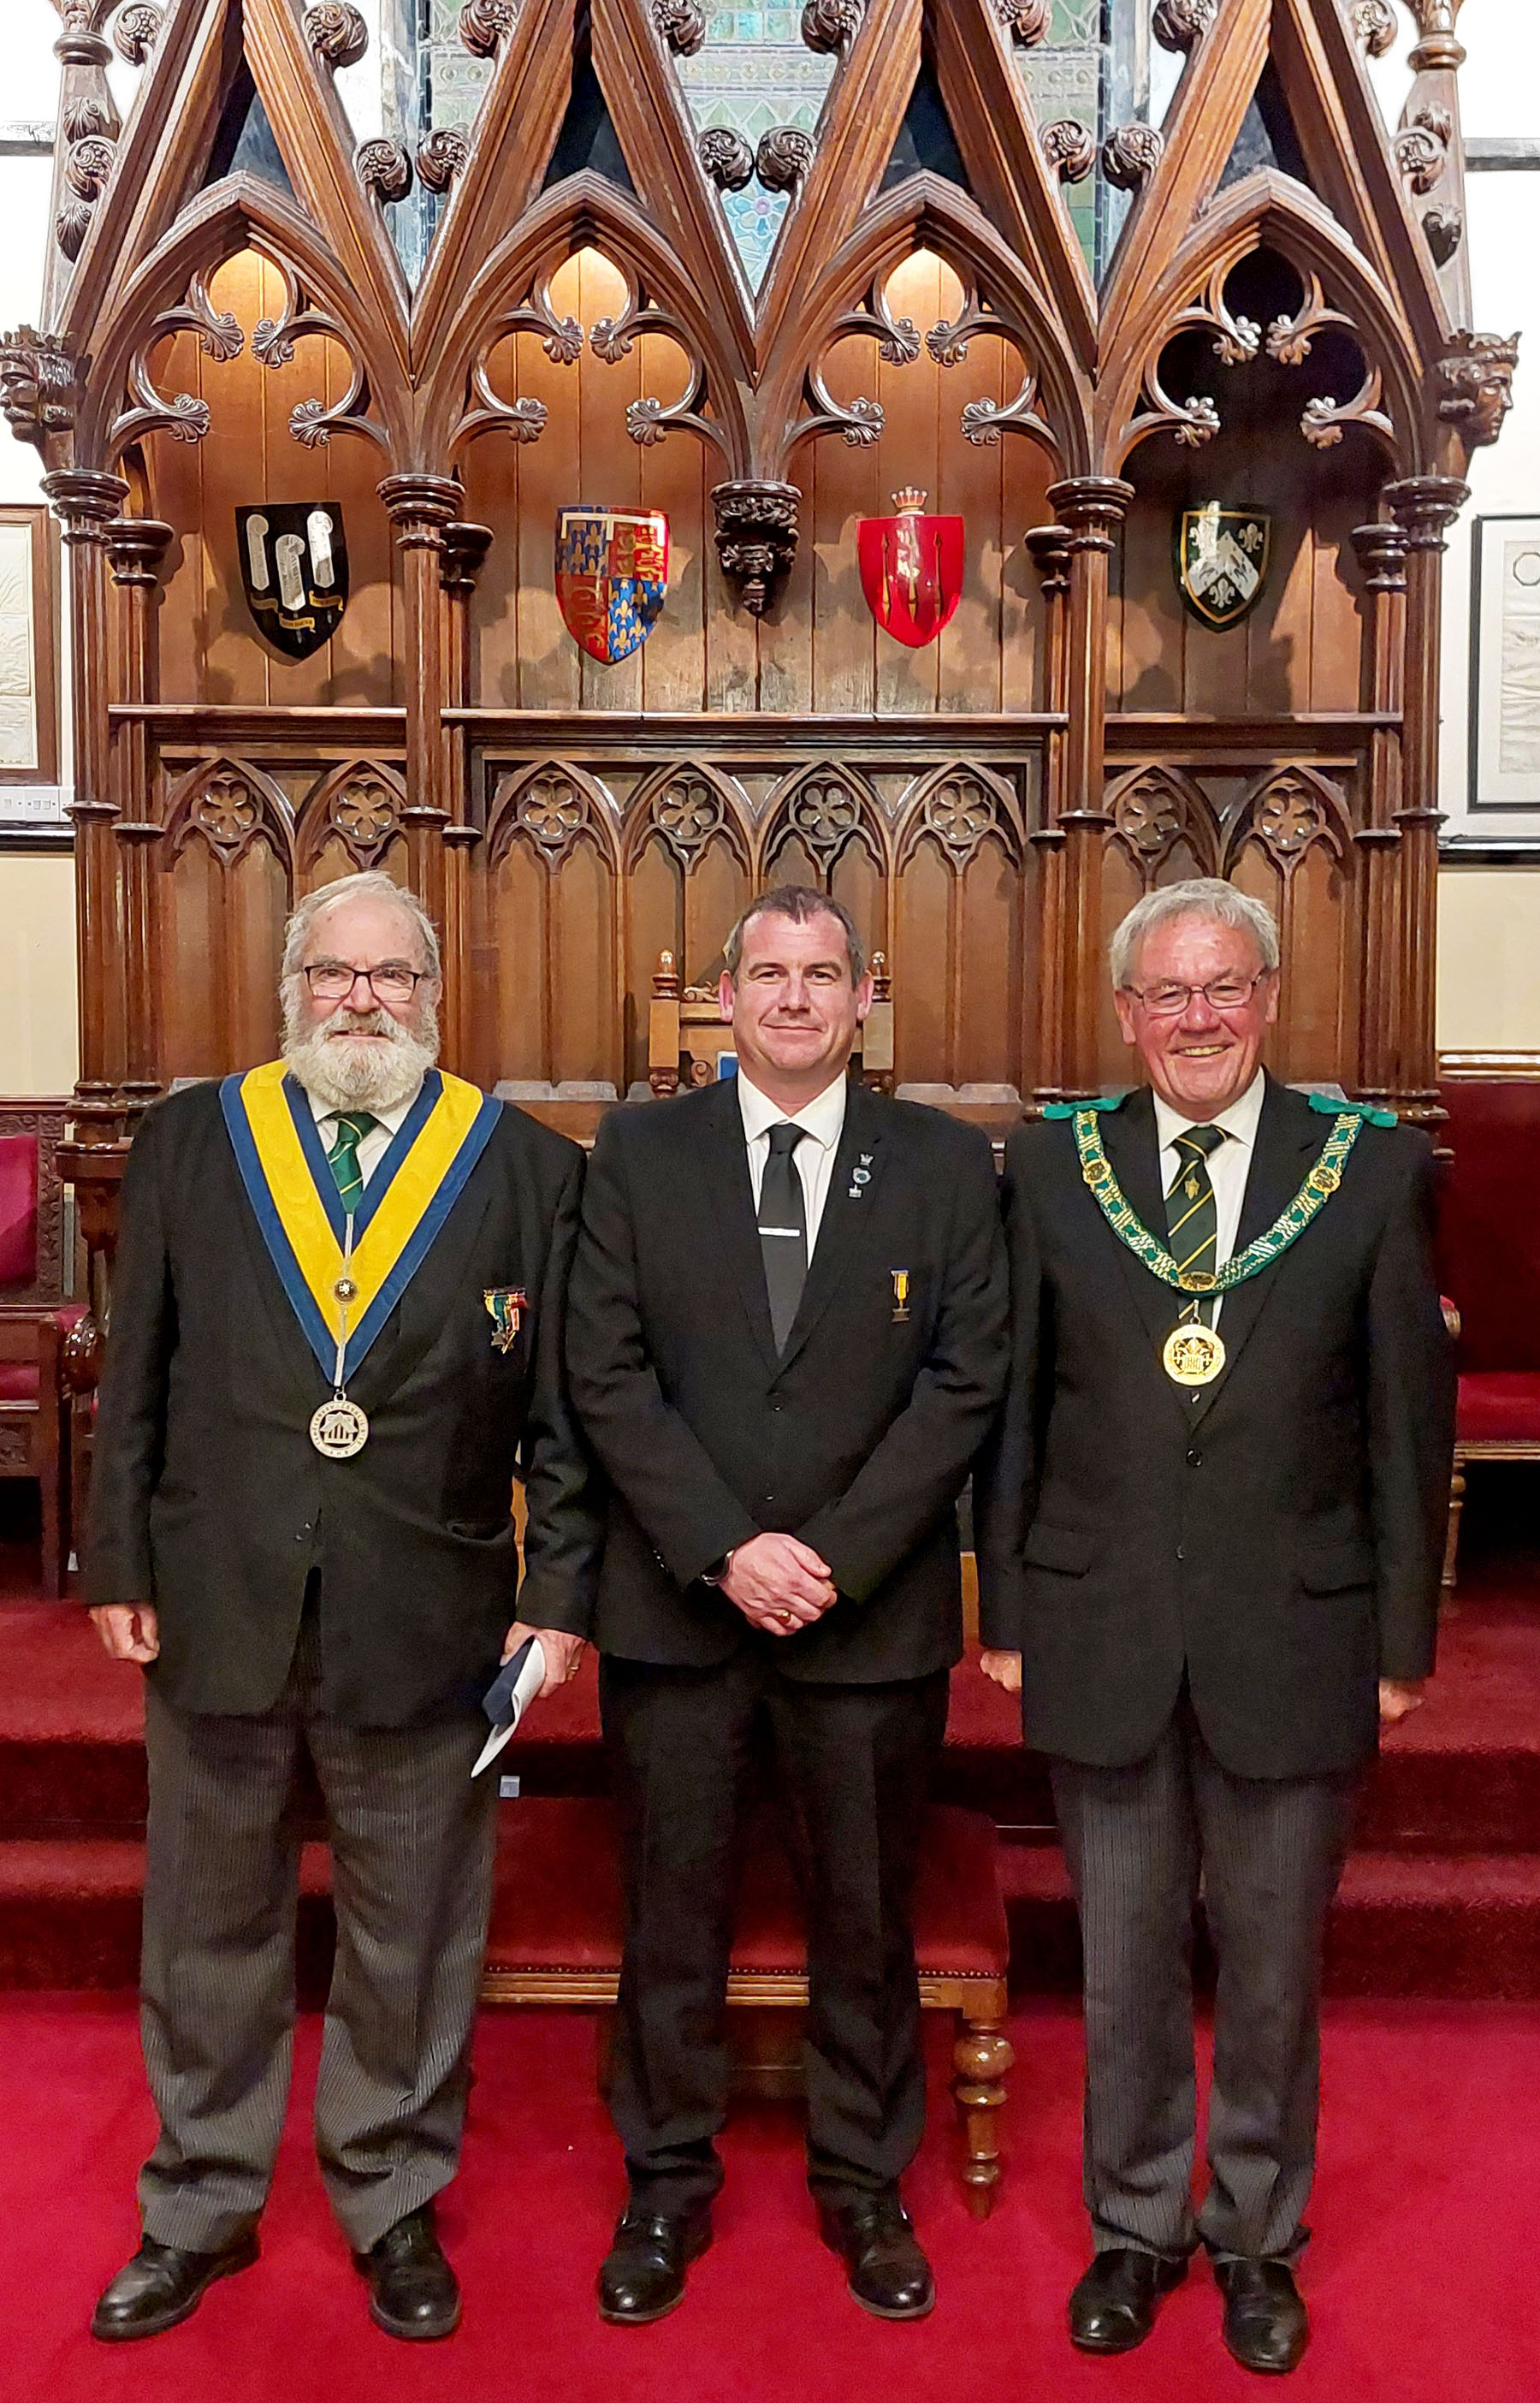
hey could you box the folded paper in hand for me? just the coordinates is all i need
[472,1635,547,1779]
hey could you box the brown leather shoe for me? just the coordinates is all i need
[354,2203,460,2341]
[91,2231,260,2341]
[597,2203,714,2324]
[1215,2257,1309,2374]
[816,2192,935,2321]
[1069,2247,1187,2353]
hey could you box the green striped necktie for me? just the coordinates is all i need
[326,1112,378,1214]
[1164,1122,1227,1326]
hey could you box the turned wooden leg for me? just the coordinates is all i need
[953,2012,1014,2220]
[1442,1457,1466,1600]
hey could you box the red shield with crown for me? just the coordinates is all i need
[857,490,966,650]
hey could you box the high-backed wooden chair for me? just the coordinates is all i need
[0,1109,81,1593]
[648,950,895,1097]
[0,1312,67,1593]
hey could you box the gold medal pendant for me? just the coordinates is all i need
[1163,1323,1226,1386]
[311,1396,370,1458]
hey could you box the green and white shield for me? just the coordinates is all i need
[1175,503,1272,631]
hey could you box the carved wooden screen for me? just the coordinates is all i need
[0,0,1515,1148]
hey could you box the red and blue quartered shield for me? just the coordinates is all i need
[554,506,670,665]
[857,490,965,650]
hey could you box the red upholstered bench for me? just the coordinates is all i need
[1437,1072,1540,1587]
[483,1796,1014,2216]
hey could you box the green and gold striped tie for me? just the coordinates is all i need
[326,1112,377,1214]
[1164,1123,1227,1326]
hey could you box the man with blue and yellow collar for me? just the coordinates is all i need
[976,879,1454,2376]
[84,870,598,2345]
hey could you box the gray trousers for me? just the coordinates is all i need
[138,1608,499,2253]
[1050,1699,1357,2265]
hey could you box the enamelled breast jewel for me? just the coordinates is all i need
[311,1213,369,1457]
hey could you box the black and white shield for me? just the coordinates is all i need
[235,503,348,661]
[1175,503,1271,632]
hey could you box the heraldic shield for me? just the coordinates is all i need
[857,490,965,650]
[236,504,348,662]
[1176,502,1272,632]
[555,506,670,665]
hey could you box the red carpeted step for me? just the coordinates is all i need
[0,1840,335,1991]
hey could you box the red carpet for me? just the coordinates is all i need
[6,1995,1536,2403]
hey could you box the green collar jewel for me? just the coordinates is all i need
[1070,1107,1365,1295]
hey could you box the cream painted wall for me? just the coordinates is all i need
[1439,869,1540,1051]
[0,854,76,1093]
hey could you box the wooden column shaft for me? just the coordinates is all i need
[1025,524,1071,1110]
[106,517,174,1104]
[439,519,493,1081]
[1349,520,1409,1104]
[1044,477,1133,1101]
[43,467,129,1130]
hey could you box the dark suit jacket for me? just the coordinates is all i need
[974,1077,1455,1778]
[85,1077,601,1726]
[565,1076,1010,1683]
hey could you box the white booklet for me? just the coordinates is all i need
[471,1635,548,1778]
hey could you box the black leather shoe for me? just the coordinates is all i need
[355,2204,460,2341]
[1069,2247,1187,2353]
[597,2204,713,2324]
[1216,2257,1309,2375]
[91,2231,260,2341]
[816,2192,935,2321]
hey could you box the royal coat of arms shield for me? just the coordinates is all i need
[235,503,348,662]
[1175,503,1272,632]
[554,506,670,665]
[857,490,966,650]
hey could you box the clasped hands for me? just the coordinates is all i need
[719,1530,838,1637]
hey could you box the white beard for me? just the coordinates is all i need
[281,991,440,1115]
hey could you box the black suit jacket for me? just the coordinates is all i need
[974,1077,1454,1778]
[565,1077,1010,1683]
[85,1077,601,1726]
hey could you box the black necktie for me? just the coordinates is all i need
[1164,1122,1227,1327]
[758,1122,808,1354]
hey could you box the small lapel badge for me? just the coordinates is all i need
[891,1268,911,1324]
[483,1287,528,1354]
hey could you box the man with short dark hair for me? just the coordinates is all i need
[976,878,1454,2374]
[567,885,1009,2326]
[86,870,598,2344]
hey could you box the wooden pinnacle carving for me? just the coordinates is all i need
[801,0,864,53]
[991,0,1051,40]
[756,128,815,193]
[711,479,800,616]
[1349,0,1397,56]
[698,128,755,191]
[418,128,470,192]
[651,0,707,55]
[114,4,163,64]
[1102,125,1164,192]
[459,0,517,59]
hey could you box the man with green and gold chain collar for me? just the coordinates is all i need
[975,880,1454,2376]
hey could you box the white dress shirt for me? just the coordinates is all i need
[1152,1068,1266,1326]
[308,1081,422,1193]
[736,1068,848,1255]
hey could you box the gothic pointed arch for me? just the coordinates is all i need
[1223,761,1352,878]
[1104,764,1221,883]
[163,753,294,869]
[624,758,752,876]
[895,758,1022,873]
[487,757,620,872]
[295,759,410,875]
[760,762,891,884]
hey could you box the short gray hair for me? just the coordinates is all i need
[281,871,441,982]
[723,884,868,985]
[1110,879,1279,991]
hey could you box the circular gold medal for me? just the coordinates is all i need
[310,1396,370,1458]
[1162,1324,1226,1386]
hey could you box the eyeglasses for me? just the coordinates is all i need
[1122,971,1272,1019]
[302,961,429,1005]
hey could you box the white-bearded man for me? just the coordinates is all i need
[85,871,600,2343]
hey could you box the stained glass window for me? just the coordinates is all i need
[1013,3,1180,285]
[672,9,838,292]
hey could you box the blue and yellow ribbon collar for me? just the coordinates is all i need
[220,1059,500,1381]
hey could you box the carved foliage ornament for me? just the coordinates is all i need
[916,773,1011,872]
[1247,771,1342,869]
[357,139,413,203]
[191,770,266,857]
[1350,0,1397,56]
[324,772,400,867]
[459,0,517,57]
[651,0,706,54]
[782,773,868,862]
[1152,0,1217,54]
[1102,125,1164,192]
[304,3,368,66]
[1040,120,1095,183]
[651,773,728,863]
[756,128,815,193]
[992,0,1051,39]
[505,768,595,867]
[1395,110,1450,196]
[802,0,864,52]
[698,128,755,192]
[418,128,470,193]
[113,3,163,63]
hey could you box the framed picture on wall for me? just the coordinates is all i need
[1472,513,1540,811]
[0,503,64,842]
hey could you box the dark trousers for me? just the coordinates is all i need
[137,1605,499,2254]
[601,1648,949,2212]
[1051,1699,1357,2265]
